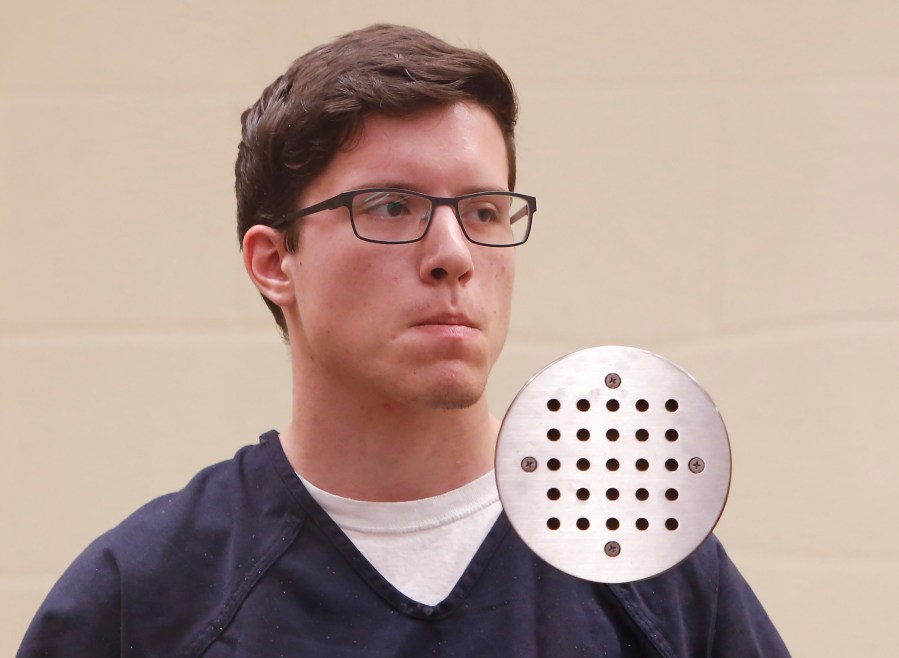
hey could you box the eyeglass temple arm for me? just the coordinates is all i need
[279,194,347,226]
[510,205,530,225]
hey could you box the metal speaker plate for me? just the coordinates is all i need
[495,346,731,583]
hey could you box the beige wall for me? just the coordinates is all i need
[3,1,897,655]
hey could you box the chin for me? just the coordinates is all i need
[411,376,487,411]
[426,391,483,411]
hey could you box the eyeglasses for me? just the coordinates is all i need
[276,188,536,247]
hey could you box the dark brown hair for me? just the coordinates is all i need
[235,24,518,337]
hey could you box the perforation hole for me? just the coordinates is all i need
[606,458,620,471]
[665,429,679,442]
[547,399,561,411]
[665,459,679,472]
[665,399,679,412]
[606,488,620,501]
[576,458,591,471]
[665,488,680,501]
[576,399,590,412]
[635,458,649,472]
[606,518,620,530]
[635,428,649,442]
[547,517,561,530]
[576,428,590,441]
[576,517,590,530]
[635,488,649,501]
[635,399,649,412]
[577,488,590,501]
[547,458,561,471]
[665,518,679,531]
[547,488,560,500]
[547,428,561,441]
[635,518,649,531]
[606,399,620,412]
[606,428,620,441]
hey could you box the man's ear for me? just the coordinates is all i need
[242,225,296,307]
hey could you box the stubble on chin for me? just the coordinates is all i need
[425,388,485,410]
[404,376,488,411]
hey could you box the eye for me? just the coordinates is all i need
[473,205,500,223]
[460,198,505,224]
[355,192,413,218]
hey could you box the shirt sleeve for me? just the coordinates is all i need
[17,538,123,658]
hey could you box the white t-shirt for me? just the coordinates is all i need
[298,471,502,606]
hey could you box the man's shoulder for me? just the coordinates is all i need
[18,432,306,657]
[105,440,263,542]
[608,535,791,657]
[101,432,301,569]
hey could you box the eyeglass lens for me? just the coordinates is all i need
[350,191,530,245]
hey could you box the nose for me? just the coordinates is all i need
[418,204,474,284]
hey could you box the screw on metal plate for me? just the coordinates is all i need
[689,457,705,473]
[604,373,621,389]
[521,456,538,472]
[604,541,621,557]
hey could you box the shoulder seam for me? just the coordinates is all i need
[180,513,304,657]
[607,584,676,658]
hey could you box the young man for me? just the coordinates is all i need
[19,25,789,656]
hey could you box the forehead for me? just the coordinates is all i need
[307,102,510,197]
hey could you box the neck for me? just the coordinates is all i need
[279,364,499,502]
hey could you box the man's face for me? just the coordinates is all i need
[281,102,515,411]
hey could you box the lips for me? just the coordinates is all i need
[413,312,478,330]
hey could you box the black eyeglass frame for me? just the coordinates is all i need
[275,188,537,247]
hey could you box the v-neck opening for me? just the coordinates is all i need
[261,429,513,620]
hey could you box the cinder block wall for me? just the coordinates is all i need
[3,2,897,656]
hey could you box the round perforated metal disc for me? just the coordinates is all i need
[495,346,731,583]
